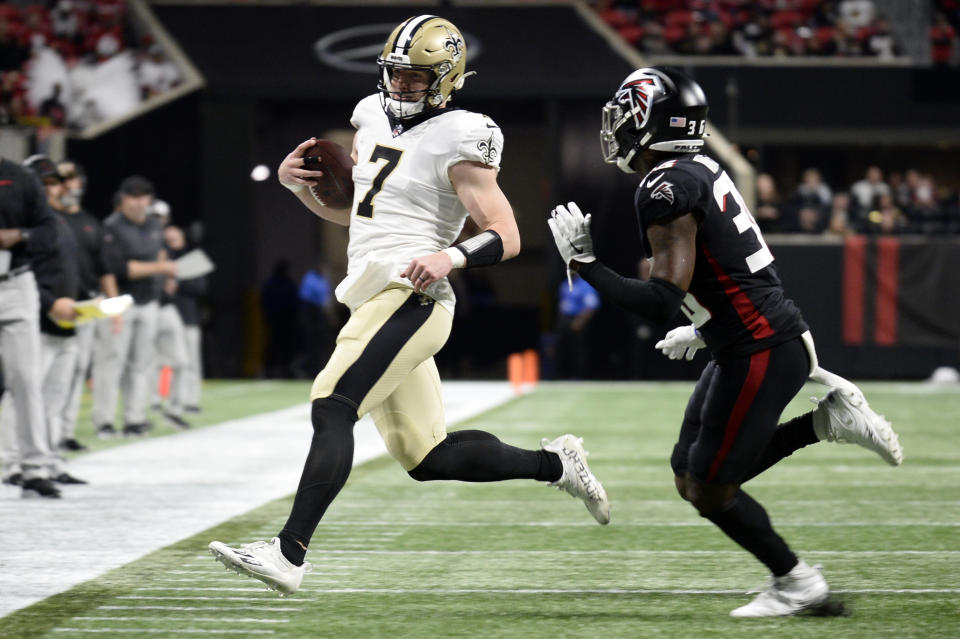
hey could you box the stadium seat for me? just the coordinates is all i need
[0,5,21,21]
[664,10,694,28]
[618,24,646,46]
[815,26,836,45]
[599,8,632,30]
[771,11,805,30]
[662,24,686,43]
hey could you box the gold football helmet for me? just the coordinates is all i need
[377,15,472,122]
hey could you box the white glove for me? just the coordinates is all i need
[655,325,705,361]
[548,201,596,290]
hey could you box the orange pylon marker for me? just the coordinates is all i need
[507,352,524,394]
[522,349,539,391]
[158,365,173,398]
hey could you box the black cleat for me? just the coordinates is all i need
[60,438,88,452]
[97,424,118,439]
[22,477,62,499]
[123,422,150,437]
[3,472,24,486]
[163,411,191,430]
[184,405,202,415]
[53,472,88,485]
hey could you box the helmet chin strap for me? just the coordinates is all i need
[384,96,427,118]
[616,149,637,174]
[454,70,476,91]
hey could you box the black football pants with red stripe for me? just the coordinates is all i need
[672,336,810,484]
[671,336,814,576]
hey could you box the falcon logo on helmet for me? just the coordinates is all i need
[377,15,475,126]
[601,67,709,174]
[617,76,661,132]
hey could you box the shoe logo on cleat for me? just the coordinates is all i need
[235,551,263,567]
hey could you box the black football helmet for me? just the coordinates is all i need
[601,67,709,173]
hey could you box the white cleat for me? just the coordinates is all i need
[730,560,829,617]
[812,387,903,466]
[209,537,309,596]
[541,434,611,525]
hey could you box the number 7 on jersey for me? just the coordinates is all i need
[357,145,403,218]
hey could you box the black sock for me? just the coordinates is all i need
[704,490,798,577]
[741,412,819,483]
[278,397,357,564]
[408,430,563,482]
[278,532,306,566]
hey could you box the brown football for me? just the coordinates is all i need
[302,139,355,209]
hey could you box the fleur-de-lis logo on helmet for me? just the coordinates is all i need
[442,27,464,64]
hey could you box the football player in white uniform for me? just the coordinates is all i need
[210,15,610,595]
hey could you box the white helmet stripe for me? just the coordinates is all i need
[393,14,438,53]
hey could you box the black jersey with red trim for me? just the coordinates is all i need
[635,153,807,358]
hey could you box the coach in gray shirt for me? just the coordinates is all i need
[0,154,61,497]
[92,176,177,437]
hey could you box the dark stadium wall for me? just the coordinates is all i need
[690,66,960,133]
[197,99,260,377]
[67,94,203,225]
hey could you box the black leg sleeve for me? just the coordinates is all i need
[408,430,563,483]
[705,490,798,577]
[279,397,358,562]
[741,412,819,483]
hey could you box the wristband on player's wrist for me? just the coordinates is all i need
[442,230,503,269]
[282,181,305,194]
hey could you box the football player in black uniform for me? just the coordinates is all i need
[548,67,903,617]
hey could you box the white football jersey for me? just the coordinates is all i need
[335,94,504,314]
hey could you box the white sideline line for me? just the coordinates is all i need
[100,606,302,612]
[162,577,274,584]
[53,630,274,635]
[0,382,515,619]
[75,616,287,624]
[116,596,305,603]
[134,592,314,601]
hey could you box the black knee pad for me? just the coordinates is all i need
[311,396,358,433]
[407,435,453,482]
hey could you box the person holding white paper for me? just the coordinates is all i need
[0,156,87,494]
[55,160,119,452]
[0,153,61,497]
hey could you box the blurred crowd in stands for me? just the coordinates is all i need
[931,3,960,65]
[754,165,960,236]
[0,0,181,130]
[594,0,959,63]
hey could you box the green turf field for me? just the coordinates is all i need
[6,381,959,638]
